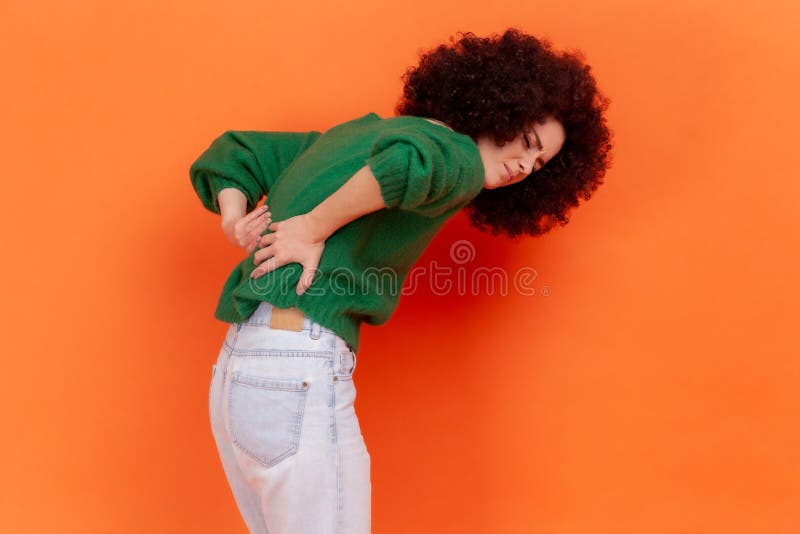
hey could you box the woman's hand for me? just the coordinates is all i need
[222,204,272,254]
[250,213,328,296]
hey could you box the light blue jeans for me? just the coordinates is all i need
[208,301,371,533]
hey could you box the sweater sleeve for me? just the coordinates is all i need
[364,122,483,218]
[189,130,321,214]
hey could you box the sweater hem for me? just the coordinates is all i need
[213,296,362,353]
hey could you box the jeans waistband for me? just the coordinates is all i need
[236,301,352,352]
[228,301,356,373]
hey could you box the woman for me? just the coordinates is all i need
[191,28,612,534]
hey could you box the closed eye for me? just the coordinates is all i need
[523,133,531,149]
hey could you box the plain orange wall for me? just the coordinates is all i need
[2,0,799,532]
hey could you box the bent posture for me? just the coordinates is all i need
[191,28,613,534]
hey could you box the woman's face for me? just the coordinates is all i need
[477,115,566,189]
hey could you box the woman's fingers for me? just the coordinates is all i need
[251,223,277,257]
[255,248,273,265]
[251,257,280,279]
[249,214,325,284]
[296,265,318,296]
[245,235,261,254]
[242,204,270,223]
[255,233,276,249]
[231,206,270,249]
[236,206,269,237]
[241,210,272,253]
[253,246,273,266]
[244,207,271,235]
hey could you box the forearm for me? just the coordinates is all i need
[307,165,386,239]
[218,188,248,231]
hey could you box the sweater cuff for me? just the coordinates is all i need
[365,149,409,209]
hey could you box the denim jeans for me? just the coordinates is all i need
[208,301,371,533]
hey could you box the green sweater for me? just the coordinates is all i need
[189,112,485,352]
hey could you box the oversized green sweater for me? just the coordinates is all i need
[189,112,485,352]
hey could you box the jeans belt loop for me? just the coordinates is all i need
[310,320,321,340]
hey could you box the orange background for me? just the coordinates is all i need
[2,0,799,532]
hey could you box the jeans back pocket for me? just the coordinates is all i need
[227,370,310,468]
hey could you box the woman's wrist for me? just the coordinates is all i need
[305,208,335,242]
[305,165,386,241]
[218,188,247,223]
[221,217,236,235]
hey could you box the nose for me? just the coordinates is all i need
[517,157,533,176]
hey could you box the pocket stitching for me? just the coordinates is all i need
[227,371,309,468]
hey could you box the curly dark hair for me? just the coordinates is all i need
[396,28,614,238]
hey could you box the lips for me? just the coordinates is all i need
[504,164,513,182]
